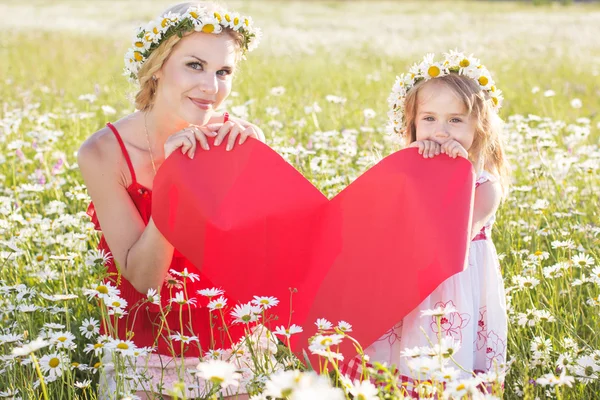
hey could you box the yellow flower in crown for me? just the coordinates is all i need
[123,5,261,82]
[387,50,503,136]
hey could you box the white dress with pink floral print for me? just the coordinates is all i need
[357,171,508,380]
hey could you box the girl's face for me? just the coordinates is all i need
[154,31,237,126]
[414,81,477,152]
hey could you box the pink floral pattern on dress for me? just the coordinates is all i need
[373,321,403,347]
[484,331,506,370]
[476,306,487,351]
[429,300,471,342]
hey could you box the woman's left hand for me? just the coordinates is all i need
[206,114,265,151]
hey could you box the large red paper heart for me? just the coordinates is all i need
[153,139,474,362]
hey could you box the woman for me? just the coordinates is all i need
[78,2,262,398]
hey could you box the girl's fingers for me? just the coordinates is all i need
[238,127,258,145]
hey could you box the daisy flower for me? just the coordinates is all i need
[251,296,279,310]
[196,359,241,389]
[273,324,303,339]
[230,303,261,324]
[79,317,100,339]
[169,268,200,283]
[315,318,333,331]
[170,291,197,307]
[12,338,49,356]
[207,296,228,311]
[169,333,199,343]
[336,321,352,332]
[197,287,224,297]
[39,352,69,379]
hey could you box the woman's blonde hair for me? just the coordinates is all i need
[403,74,510,196]
[134,1,245,111]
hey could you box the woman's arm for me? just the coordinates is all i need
[78,131,173,294]
[471,179,502,240]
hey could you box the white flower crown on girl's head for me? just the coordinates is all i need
[387,50,503,136]
[124,5,261,82]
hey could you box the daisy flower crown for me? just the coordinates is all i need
[387,50,503,136]
[124,5,261,82]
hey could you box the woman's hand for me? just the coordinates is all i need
[409,140,442,158]
[164,125,217,159]
[208,114,265,151]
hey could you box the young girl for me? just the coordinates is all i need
[79,2,263,399]
[343,50,509,390]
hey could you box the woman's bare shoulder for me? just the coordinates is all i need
[78,113,139,166]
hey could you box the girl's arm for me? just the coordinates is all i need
[78,130,174,294]
[471,179,502,240]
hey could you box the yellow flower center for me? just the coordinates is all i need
[534,250,543,256]
[96,285,108,294]
[153,27,159,35]
[72,362,80,367]
[161,18,170,28]
[49,357,60,368]
[460,59,470,68]
[112,301,121,307]
[224,14,231,22]
[234,17,239,25]
[492,97,499,106]
[490,85,496,92]
[57,336,67,342]
[94,362,102,368]
[182,336,189,341]
[214,12,222,22]
[94,343,103,349]
[319,338,332,346]
[210,377,224,385]
[117,342,129,350]
[478,76,489,86]
[244,18,249,26]
[133,52,143,62]
[190,11,199,19]
[134,41,144,48]
[428,66,440,77]
[36,255,44,262]
[456,383,465,391]
[202,24,215,33]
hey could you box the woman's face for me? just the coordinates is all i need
[154,31,237,126]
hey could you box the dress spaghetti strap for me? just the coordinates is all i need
[106,122,137,185]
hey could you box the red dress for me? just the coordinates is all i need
[87,122,233,358]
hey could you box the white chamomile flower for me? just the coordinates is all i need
[337,321,353,332]
[315,318,333,331]
[196,359,241,389]
[50,331,76,349]
[12,338,50,356]
[251,295,279,309]
[197,287,224,297]
[207,295,228,311]
[79,317,100,339]
[39,352,69,378]
[273,324,303,338]
[230,303,262,324]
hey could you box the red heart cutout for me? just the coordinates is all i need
[153,139,474,362]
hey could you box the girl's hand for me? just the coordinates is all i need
[440,139,469,159]
[164,125,216,159]
[409,140,441,158]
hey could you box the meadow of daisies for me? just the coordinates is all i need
[1,0,599,399]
